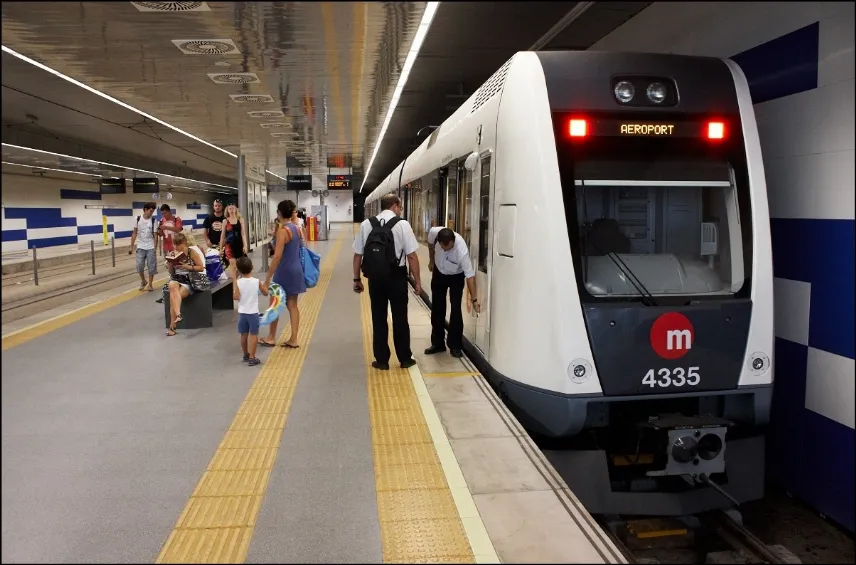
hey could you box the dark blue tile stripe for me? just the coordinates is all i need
[2,229,27,242]
[59,189,102,201]
[28,236,78,248]
[771,218,855,360]
[732,22,819,104]
[77,224,116,235]
[3,208,77,229]
[114,230,133,239]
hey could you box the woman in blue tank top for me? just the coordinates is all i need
[260,199,306,348]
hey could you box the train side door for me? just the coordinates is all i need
[473,152,493,356]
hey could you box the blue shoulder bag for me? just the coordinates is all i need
[299,240,321,288]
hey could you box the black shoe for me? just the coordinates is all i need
[155,297,164,303]
[400,358,417,369]
[424,345,446,355]
[450,349,464,358]
[242,354,250,363]
[372,361,390,371]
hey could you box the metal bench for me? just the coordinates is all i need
[162,278,233,329]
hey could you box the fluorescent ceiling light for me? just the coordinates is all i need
[359,1,440,192]
[2,161,102,177]
[1,143,237,190]
[266,169,286,181]
[1,45,238,160]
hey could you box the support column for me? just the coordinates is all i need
[238,154,247,216]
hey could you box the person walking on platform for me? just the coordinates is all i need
[425,227,480,358]
[260,200,305,349]
[202,198,225,249]
[129,201,159,292]
[353,193,422,371]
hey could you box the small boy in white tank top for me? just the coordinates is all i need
[233,256,268,366]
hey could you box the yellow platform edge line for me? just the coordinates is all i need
[2,276,170,350]
[358,274,488,563]
[407,364,501,564]
[154,232,345,564]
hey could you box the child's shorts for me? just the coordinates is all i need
[237,313,260,335]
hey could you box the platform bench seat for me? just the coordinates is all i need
[162,279,233,329]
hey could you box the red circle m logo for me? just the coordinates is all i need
[650,312,695,360]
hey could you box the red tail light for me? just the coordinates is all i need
[569,119,588,137]
[707,121,725,140]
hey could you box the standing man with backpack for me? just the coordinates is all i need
[129,201,159,291]
[353,193,422,370]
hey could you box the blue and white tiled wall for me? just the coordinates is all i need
[593,2,855,531]
[1,171,215,253]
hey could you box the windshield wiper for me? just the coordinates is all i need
[582,223,659,307]
[579,179,658,306]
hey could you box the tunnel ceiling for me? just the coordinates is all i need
[0,1,650,192]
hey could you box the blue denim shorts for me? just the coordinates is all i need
[237,313,260,335]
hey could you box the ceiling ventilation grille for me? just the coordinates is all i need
[208,72,260,84]
[172,39,239,55]
[269,132,291,137]
[230,94,274,103]
[247,111,285,118]
[471,57,513,113]
[260,123,292,129]
[131,2,210,12]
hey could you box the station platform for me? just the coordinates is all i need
[1,225,625,564]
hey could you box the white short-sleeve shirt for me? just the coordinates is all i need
[427,227,475,278]
[353,209,419,267]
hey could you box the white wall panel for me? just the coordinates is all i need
[818,5,856,87]
[773,278,812,345]
[806,347,856,429]
[765,149,856,220]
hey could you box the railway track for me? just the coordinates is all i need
[597,510,800,564]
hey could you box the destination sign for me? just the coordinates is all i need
[327,174,351,190]
[620,123,676,136]
[589,120,703,138]
[132,177,159,193]
[99,177,126,194]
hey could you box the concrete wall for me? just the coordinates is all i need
[593,1,854,531]
[2,168,216,253]
[267,191,354,223]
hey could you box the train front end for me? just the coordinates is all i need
[519,52,774,515]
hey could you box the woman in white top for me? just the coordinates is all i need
[165,232,206,336]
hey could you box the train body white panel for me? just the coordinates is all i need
[726,59,775,388]
[489,52,602,395]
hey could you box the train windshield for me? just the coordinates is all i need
[556,115,753,303]
[575,161,745,300]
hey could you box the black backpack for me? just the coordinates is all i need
[361,216,402,280]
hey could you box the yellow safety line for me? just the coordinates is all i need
[155,233,345,564]
[358,277,478,563]
[422,371,483,378]
[1,276,170,350]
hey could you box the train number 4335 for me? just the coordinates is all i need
[642,367,700,388]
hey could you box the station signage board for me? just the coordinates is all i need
[286,175,312,190]
[132,177,159,193]
[327,174,351,190]
[99,177,126,194]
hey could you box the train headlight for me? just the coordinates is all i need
[697,433,723,461]
[671,436,698,463]
[748,352,770,375]
[568,359,593,384]
[613,81,635,104]
[646,82,667,104]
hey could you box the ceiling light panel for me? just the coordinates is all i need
[172,39,240,55]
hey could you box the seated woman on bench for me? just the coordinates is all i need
[165,232,206,337]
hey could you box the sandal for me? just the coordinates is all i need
[281,342,299,349]
[167,326,176,337]
[259,339,276,347]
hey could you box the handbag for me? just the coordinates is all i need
[299,243,321,289]
[188,270,211,292]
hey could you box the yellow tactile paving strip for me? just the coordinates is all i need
[1,276,170,350]
[155,234,344,564]
[359,276,494,564]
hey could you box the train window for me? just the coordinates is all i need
[457,165,473,248]
[478,156,492,273]
[446,163,458,231]
[573,160,746,298]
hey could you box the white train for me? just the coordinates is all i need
[365,51,774,516]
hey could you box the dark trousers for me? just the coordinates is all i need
[368,269,412,364]
[430,270,466,350]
